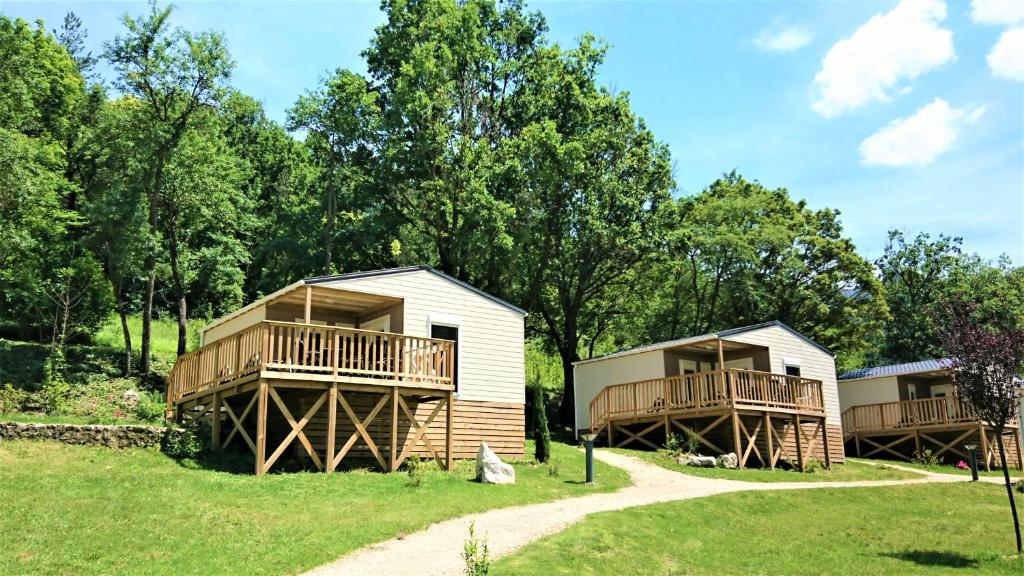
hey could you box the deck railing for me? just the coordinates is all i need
[841,397,1018,433]
[589,368,824,432]
[167,321,455,405]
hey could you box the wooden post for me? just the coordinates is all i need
[855,434,861,457]
[390,388,399,472]
[821,418,831,469]
[794,415,804,472]
[764,412,774,469]
[326,383,337,473]
[980,424,991,472]
[1014,428,1023,472]
[211,392,221,452]
[716,339,728,404]
[445,390,454,471]
[731,412,742,468]
[607,421,613,448]
[255,381,269,476]
[304,285,312,323]
[914,429,921,456]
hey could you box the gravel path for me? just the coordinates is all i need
[303,450,995,576]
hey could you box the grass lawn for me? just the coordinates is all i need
[494,482,1024,575]
[0,413,159,427]
[851,457,1021,479]
[610,447,923,482]
[0,439,629,576]
[93,314,204,362]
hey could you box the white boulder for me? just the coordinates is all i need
[476,442,516,484]
[682,455,717,467]
[717,452,738,469]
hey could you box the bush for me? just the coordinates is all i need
[463,521,490,576]
[162,419,209,460]
[804,457,823,474]
[912,449,939,468]
[406,454,424,487]
[0,384,28,414]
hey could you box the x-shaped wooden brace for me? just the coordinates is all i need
[332,392,390,471]
[920,429,974,461]
[264,388,326,472]
[223,392,258,454]
[861,433,914,460]
[614,421,662,450]
[797,420,823,468]
[769,421,793,467]
[738,417,763,467]
[395,395,447,469]
[671,413,730,455]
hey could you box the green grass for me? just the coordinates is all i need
[494,482,1024,575]
[0,413,160,427]
[93,314,204,364]
[851,457,1019,478]
[0,439,630,575]
[610,447,923,482]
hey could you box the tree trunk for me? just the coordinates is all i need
[109,275,132,376]
[176,295,187,358]
[324,185,335,275]
[557,350,577,430]
[140,161,164,377]
[168,224,188,358]
[997,430,1023,555]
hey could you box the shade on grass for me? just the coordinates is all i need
[494,482,1022,575]
[610,447,923,482]
[851,457,1018,478]
[0,439,629,575]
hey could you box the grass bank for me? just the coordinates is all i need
[0,439,629,575]
[494,482,1022,575]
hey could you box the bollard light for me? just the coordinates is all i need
[964,443,979,482]
[581,433,597,484]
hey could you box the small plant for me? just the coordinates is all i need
[803,457,822,474]
[463,521,490,576]
[0,384,28,414]
[161,418,209,460]
[664,433,683,456]
[912,448,939,468]
[685,431,700,455]
[406,454,424,487]
[1015,480,1024,494]
[546,459,560,477]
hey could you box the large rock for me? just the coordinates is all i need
[476,442,516,484]
[717,452,738,469]
[682,455,717,467]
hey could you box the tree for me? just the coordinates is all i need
[104,2,233,369]
[875,230,964,363]
[511,38,674,425]
[531,385,551,463]
[935,300,1024,555]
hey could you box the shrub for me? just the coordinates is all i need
[162,419,209,460]
[463,521,490,576]
[912,449,939,468]
[0,384,28,414]
[406,454,424,487]
[804,457,823,474]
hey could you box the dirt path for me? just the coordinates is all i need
[302,451,989,576]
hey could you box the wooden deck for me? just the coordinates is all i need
[167,320,457,475]
[590,369,832,470]
[842,397,1023,470]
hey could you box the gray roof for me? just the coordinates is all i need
[838,359,950,381]
[304,265,528,316]
[574,320,832,366]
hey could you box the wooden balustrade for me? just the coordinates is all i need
[841,396,1018,433]
[589,368,825,432]
[167,321,455,405]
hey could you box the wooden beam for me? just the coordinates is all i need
[390,388,399,472]
[264,388,327,472]
[1015,429,1023,472]
[304,285,312,323]
[223,392,258,454]
[764,412,774,469]
[613,421,662,450]
[731,411,742,468]
[794,415,804,472]
[326,383,337,473]
[445,390,454,471]
[255,380,268,476]
[211,392,221,452]
[980,424,991,472]
[821,418,831,469]
[738,417,763,468]
[395,395,446,468]
[860,433,914,460]
[670,413,731,455]
[333,392,389,470]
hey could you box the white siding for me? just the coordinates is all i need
[202,305,265,345]
[838,376,900,411]
[723,325,841,426]
[573,350,665,431]
[316,270,526,404]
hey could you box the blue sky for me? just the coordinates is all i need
[5,0,1022,262]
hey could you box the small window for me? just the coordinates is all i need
[782,357,801,377]
[784,365,801,377]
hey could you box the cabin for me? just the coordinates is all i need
[838,359,1022,470]
[574,321,844,470]
[166,266,527,475]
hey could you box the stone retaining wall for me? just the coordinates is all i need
[0,421,183,449]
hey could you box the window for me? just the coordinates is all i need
[782,357,802,377]
[427,314,461,393]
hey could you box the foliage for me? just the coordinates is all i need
[802,457,823,474]
[405,453,424,487]
[161,418,209,460]
[912,448,940,468]
[463,521,491,576]
[546,459,560,477]
[0,384,28,414]
[663,432,698,458]
[532,385,551,463]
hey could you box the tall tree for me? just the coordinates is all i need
[511,38,674,425]
[104,2,233,367]
[935,300,1024,555]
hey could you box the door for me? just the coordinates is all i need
[430,324,459,392]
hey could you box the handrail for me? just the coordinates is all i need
[166,321,455,405]
[589,368,825,432]
[841,396,1018,433]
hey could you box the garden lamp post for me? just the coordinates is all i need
[581,433,597,484]
[964,443,979,481]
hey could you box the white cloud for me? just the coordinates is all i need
[859,98,985,167]
[987,27,1024,81]
[812,0,955,118]
[755,25,813,53]
[971,0,1024,25]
